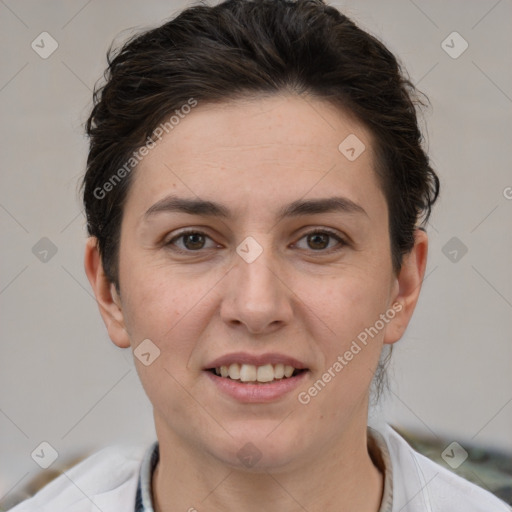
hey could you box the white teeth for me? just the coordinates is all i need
[228,363,240,380]
[284,365,294,378]
[240,364,257,382]
[213,363,301,383]
[256,364,274,383]
[274,363,285,379]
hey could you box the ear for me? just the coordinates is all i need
[84,237,131,348]
[383,228,428,345]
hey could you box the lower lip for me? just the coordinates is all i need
[204,370,309,403]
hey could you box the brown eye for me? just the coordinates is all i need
[307,233,330,250]
[182,233,206,250]
[294,229,346,252]
[166,230,217,252]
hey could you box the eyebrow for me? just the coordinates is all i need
[143,195,368,221]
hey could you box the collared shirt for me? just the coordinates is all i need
[134,427,394,512]
[134,440,159,512]
[10,423,510,511]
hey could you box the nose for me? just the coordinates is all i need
[220,244,294,335]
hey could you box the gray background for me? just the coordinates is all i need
[1,0,511,507]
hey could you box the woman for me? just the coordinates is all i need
[11,0,510,510]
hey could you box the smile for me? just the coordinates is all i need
[209,363,305,383]
[203,352,309,402]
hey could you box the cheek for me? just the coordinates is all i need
[298,270,392,405]
[118,259,235,387]
[120,271,208,401]
[302,269,392,342]
[300,282,388,416]
[119,260,202,348]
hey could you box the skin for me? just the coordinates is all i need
[85,93,428,512]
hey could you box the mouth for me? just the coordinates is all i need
[206,363,307,384]
[203,353,310,402]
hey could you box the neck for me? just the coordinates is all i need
[151,413,383,512]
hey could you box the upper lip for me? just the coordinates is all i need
[204,352,308,370]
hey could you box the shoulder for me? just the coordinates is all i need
[373,424,511,512]
[9,443,149,512]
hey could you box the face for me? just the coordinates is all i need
[87,93,425,472]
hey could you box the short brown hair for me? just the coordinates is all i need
[82,0,439,291]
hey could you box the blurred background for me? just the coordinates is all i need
[1,0,511,508]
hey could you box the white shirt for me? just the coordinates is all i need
[9,424,511,511]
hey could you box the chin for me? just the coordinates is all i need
[207,421,311,472]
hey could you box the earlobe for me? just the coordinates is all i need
[84,237,131,349]
[383,229,428,345]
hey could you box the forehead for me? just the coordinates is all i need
[125,93,384,218]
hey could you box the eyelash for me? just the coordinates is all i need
[164,228,347,254]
